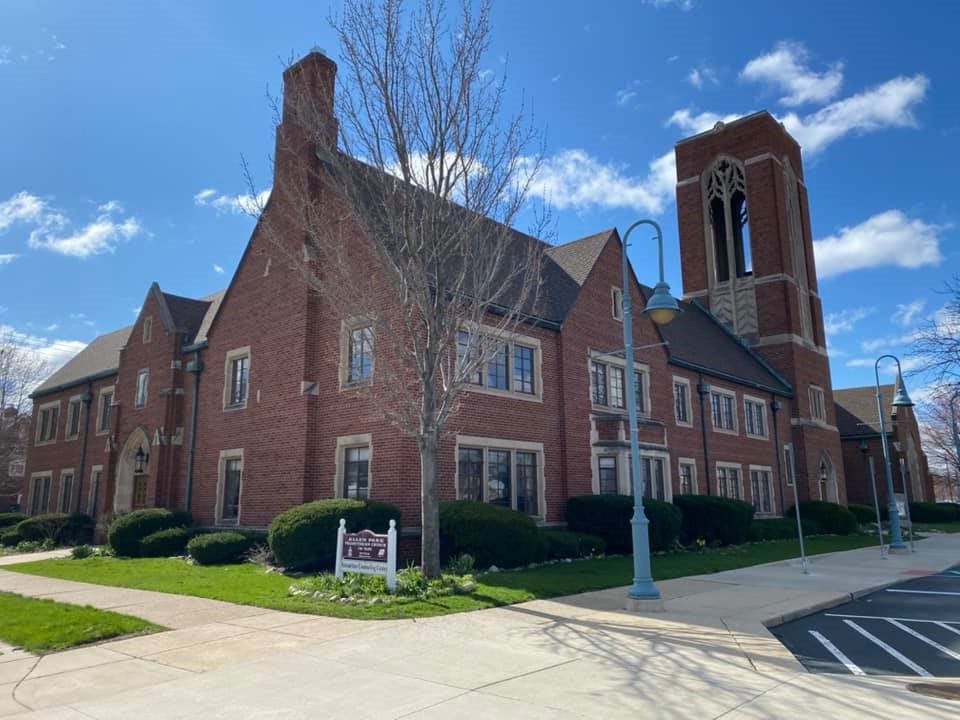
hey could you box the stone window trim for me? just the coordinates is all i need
[142,316,153,344]
[28,471,53,515]
[35,399,61,446]
[677,457,698,495]
[454,435,546,520]
[338,317,375,390]
[808,385,826,423]
[65,394,84,441]
[611,286,624,322]
[636,449,673,503]
[57,468,76,514]
[588,351,651,415]
[590,446,671,500]
[334,434,373,499]
[215,449,244,526]
[673,376,693,427]
[457,323,544,403]
[134,369,149,409]
[222,346,251,411]
[88,465,103,517]
[749,464,776,517]
[709,387,738,435]
[742,393,769,440]
[715,461,744,500]
[95,385,115,436]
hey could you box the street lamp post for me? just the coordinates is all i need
[874,355,914,551]
[621,219,681,604]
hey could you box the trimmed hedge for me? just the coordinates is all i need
[268,499,401,570]
[908,501,960,523]
[785,501,857,536]
[0,512,27,530]
[440,501,546,568]
[745,517,822,542]
[847,503,878,524]
[187,531,254,565]
[0,527,22,547]
[16,513,92,545]
[542,530,607,559]
[672,495,755,546]
[107,509,193,558]
[565,495,682,553]
[140,527,195,557]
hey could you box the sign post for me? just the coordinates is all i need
[867,456,886,558]
[335,519,397,591]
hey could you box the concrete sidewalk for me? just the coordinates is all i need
[1,534,959,718]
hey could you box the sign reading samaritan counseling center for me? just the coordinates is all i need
[335,518,398,591]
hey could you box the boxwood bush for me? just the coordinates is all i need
[847,503,879,524]
[785,501,857,536]
[439,501,546,568]
[268,499,401,570]
[140,527,195,557]
[565,495,682,553]
[16,513,92,544]
[107,508,192,557]
[0,512,27,530]
[672,495,754,546]
[541,530,607,559]
[187,531,254,565]
[908,501,960,523]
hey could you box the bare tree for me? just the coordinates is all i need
[253,0,546,576]
[911,276,960,384]
[918,387,960,502]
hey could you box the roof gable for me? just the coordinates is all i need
[31,325,132,397]
[834,385,894,436]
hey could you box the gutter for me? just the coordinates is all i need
[30,368,118,401]
[697,373,712,495]
[668,357,793,398]
[184,349,204,512]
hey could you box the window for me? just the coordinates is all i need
[8,460,25,478]
[66,398,82,439]
[512,344,535,395]
[609,366,625,409]
[640,456,668,501]
[744,397,767,438]
[634,371,648,414]
[710,390,736,432]
[88,467,102,518]
[783,444,796,486]
[678,461,696,495]
[59,472,74,513]
[486,342,509,390]
[135,370,149,408]
[226,354,249,407]
[342,446,369,499]
[457,330,483,385]
[716,464,741,500]
[220,457,243,522]
[611,287,623,321]
[142,316,153,344]
[456,438,543,516]
[674,379,691,425]
[590,358,649,414]
[29,475,52,514]
[598,456,618,495]
[348,326,374,384]
[96,389,113,434]
[809,386,826,422]
[705,158,751,283]
[750,468,774,514]
[457,329,541,399]
[590,361,608,406]
[36,402,59,444]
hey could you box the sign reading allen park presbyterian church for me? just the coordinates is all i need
[335,518,398,591]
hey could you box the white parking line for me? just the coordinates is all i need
[809,630,865,676]
[887,619,960,662]
[825,612,960,625]
[936,622,960,638]
[842,620,933,677]
[886,589,960,597]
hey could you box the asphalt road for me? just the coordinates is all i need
[773,563,960,677]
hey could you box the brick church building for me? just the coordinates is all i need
[23,51,926,536]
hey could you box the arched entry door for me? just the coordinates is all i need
[818,451,838,503]
[115,427,151,513]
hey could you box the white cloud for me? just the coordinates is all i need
[813,210,945,279]
[0,46,10,65]
[213,264,225,274]
[666,55,680,64]
[0,253,17,265]
[891,299,926,327]
[824,306,874,335]
[615,89,637,107]
[0,323,89,373]
[666,109,747,135]
[551,74,561,83]
[0,191,58,233]
[525,148,676,215]
[643,0,694,10]
[194,187,271,216]
[45,323,59,332]
[96,200,123,213]
[687,67,717,89]
[741,41,843,107]
[846,355,924,374]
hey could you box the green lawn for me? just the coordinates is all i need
[0,591,162,654]
[5,534,880,620]
[910,522,960,534]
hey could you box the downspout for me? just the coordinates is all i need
[75,382,93,512]
[184,350,203,512]
[697,374,712,495]
[771,396,784,515]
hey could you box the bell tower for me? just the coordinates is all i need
[673,111,846,504]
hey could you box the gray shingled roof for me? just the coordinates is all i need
[834,384,894,436]
[546,230,615,287]
[32,325,132,397]
[162,291,214,344]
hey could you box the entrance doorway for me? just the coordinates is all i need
[115,428,151,512]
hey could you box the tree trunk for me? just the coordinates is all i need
[420,430,441,577]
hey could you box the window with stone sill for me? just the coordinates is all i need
[97,390,113,433]
[716,464,741,500]
[674,379,691,425]
[347,326,374,384]
[590,359,648,414]
[457,329,537,397]
[744,398,767,437]
[36,404,59,444]
[66,398,82,439]
[750,468,774,515]
[679,462,696,495]
[135,370,149,408]
[809,386,826,422]
[710,390,736,432]
[457,445,540,516]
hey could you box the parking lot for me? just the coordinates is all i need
[773,564,960,677]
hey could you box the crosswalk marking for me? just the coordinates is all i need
[809,630,865,676]
[842,620,933,677]
[886,619,960,662]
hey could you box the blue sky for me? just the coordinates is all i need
[0,0,956,398]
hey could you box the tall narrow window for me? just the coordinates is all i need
[717,465,741,500]
[59,473,74,512]
[731,190,752,277]
[30,476,51,514]
[486,343,509,390]
[97,391,113,433]
[744,398,766,437]
[705,159,750,283]
[344,446,369,499]
[220,458,242,521]
[590,362,608,406]
[679,462,695,495]
[609,366,625,409]
[598,456,618,495]
[88,469,102,518]
[457,330,482,385]
[711,391,736,431]
[634,371,647,414]
[457,448,483,501]
[750,469,773,514]
[515,451,538,516]
[641,457,666,500]
[611,287,623,321]
[348,326,374,383]
[66,399,82,439]
[710,196,730,282]
[142,316,153,344]
[135,370,149,408]
[487,449,511,506]
[674,381,690,424]
[809,386,826,422]
[228,356,249,407]
[513,344,535,395]
[36,404,59,444]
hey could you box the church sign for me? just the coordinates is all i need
[335,518,397,591]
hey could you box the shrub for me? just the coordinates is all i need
[0,528,22,547]
[268,499,402,570]
[107,508,190,557]
[446,553,476,575]
[439,501,546,568]
[16,513,92,544]
[187,531,254,565]
[565,495,682,553]
[847,503,879,525]
[784,501,857,536]
[70,544,94,559]
[140,527,195,557]
[672,495,755,546]
[542,530,606,559]
[0,512,27,530]
[908,501,960,524]
[745,517,822,542]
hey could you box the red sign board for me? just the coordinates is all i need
[342,529,388,563]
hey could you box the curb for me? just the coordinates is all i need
[762,577,906,628]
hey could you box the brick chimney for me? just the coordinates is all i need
[281,49,339,150]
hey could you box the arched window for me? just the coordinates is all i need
[705,158,751,283]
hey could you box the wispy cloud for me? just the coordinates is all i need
[213,264,225,274]
[0,323,88,373]
[687,66,718,89]
[741,41,843,106]
[666,110,747,135]
[824,306,874,335]
[891,298,926,327]
[643,0,694,10]
[194,188,271,215]
[813,210,945,278]
[0,253,17,265]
